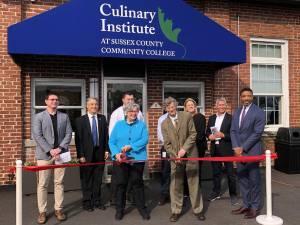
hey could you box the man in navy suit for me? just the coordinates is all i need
[230,87,265,219]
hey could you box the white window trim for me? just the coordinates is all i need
[162,81,205,114]
[31,78,86,117]
[250,38,289,132]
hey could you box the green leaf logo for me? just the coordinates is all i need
[158,7,186,58]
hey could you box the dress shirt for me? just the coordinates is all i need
[239,103,252,128]
[214,112,226,132]
[169,114,178,128]
[88,113,98,134]
[157,113,168,144]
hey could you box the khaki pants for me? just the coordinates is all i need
[37,158,65,213]
[170,160,203,214]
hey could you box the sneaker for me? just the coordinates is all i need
[230,196,239,206]
[208,192,221,202]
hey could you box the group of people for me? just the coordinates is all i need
[32,87,265,224]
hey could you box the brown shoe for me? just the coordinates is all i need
[244,209,260,219]
[169,213,180,222]
[231,207,250,215]
[37,212,46,224]
[55,210,67,221]
[194,212,206,221]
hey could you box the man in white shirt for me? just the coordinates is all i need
[157,112,170,205]
[109,91,144,135]
[206,97,238,205]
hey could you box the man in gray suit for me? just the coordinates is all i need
[32,93,72,224]
[230,87,265,219]
[161,97,204,222]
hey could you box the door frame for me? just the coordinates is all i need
[102,77,147,119]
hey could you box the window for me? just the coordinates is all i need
[251,38,289,130]
[31,78,86,130]
[163,81,205,114]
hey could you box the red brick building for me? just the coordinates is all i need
[1,0,300,185]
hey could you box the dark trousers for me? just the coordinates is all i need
[80,147,104,206]
[80,164,104,206]
[114,162,146,214]
[198,146,206,183]
[211,145,237,197]
[237,162,261,210]
[160,146,171,197]
[211,161,237,197]
[110,166,134,205]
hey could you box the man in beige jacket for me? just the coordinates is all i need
[161,97,205,222]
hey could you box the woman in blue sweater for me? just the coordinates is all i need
[109,102,149,220]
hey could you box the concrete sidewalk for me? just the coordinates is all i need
[0,168,299,225]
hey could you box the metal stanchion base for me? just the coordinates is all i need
[256,215,283,225]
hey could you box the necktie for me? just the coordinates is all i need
[92,116,98,147]
[174,118,178,128]
[240,106,246,127]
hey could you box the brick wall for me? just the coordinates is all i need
[1,0,23,185]
[1,0,300,184]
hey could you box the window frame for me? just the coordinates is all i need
[162,81,205,114]
[250,38,289,131]
[31,78,86,129]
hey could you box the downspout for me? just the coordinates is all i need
[237,12,240,108]
[20,0,25,21]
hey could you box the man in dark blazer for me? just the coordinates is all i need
[230,87,266,219]
[206,97,237,205]
[75,97,110,212]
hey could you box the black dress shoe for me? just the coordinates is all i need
[231,207,250,215]
[244,209,259,219]
[83,205,94,212]
[194,213,206,221]
[142,213,150,220]
[95,204,106,210]
[115,211,124,220]
[139,209,150,220]
[169,214,180,222]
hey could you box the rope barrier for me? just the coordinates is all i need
[9,154,277,172]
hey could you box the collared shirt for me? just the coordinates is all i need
[239,103,252,127]
[215,112,226,132]
[157,113,168,144]
[87,112,98,134]
[169,113,178,128]
[109,105,144,136]
[49,112,58,148]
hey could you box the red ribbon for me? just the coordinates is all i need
[8,154,277,172]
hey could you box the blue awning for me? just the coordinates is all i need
[8,0,246,63]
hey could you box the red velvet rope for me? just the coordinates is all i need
[9,153,277,173]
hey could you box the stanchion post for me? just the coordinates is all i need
[256,150,283,225]
[16,160,22,225]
